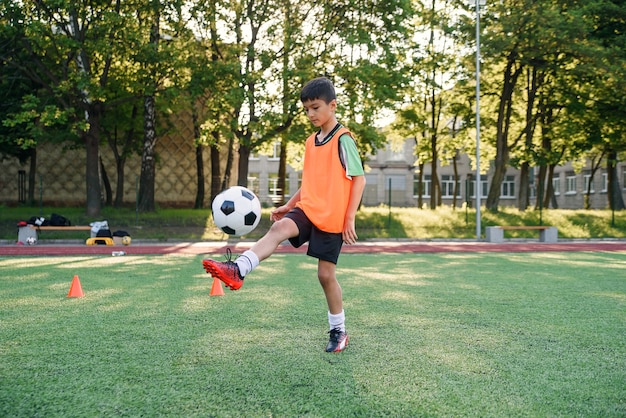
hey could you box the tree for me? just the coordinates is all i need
[231,0,308,189]
[1,0,143,216]
[0,19,43,204]
[392,0,465,209]
[531,0,626,211]
[478,0,595,212]
[326,0,414,157]
[136,0,163,213]
[583,0,626,210]
[202,0,415,197]
[132,0,194,212]
[101,94,142,208]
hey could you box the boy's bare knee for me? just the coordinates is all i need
[268,218,298,239]
[317,262,336,284]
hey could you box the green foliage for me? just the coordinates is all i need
[2,95,79,148]
[1,0,625,213]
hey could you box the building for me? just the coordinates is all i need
[250,138,626,210]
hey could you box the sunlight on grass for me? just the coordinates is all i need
[589,291,626,302]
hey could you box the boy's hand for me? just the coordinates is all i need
[270,205,291,222]
[342,218,358,245]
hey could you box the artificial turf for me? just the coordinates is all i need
[1,252,624,416]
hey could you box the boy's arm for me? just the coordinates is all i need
[342,175,366,245]
[270,188,301,222]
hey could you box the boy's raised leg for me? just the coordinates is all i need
[202,217,299,290]
[202,248,244,290]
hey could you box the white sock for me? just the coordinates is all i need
[328,310,345,333]
[235,250,259,277]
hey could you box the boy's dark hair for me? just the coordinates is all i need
[300,77,336,103]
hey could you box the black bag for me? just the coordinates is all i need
[112,230,130,237]
[93,228,113,245]
[50,213,71,226]
[28,216,50,226]
[96,229,112,238]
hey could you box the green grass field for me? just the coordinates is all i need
[1,252,625,417]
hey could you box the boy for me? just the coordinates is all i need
[202,77,366,353]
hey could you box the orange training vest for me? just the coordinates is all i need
[296,127,353,233]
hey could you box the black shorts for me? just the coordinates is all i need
[284,207,343,264]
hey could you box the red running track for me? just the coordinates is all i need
[1,240,626,256]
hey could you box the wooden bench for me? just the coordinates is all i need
[485,226,558,243]
[28,225,114,245]
[29,225,92,232]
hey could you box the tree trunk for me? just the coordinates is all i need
[137,9,159,213]
[113,103,136,208]
[417,162,424,209]
[210,131,222,201]
[194,144,205,209]
[518,162,530,211]
[584,153,604,210]
[486,53,522,212]
[192,107,205,209]
[138,94,157,212]
[519,67,541,211]
[28,148,36,204]
[277,140,287,206]
[114,155,126,208]
[237,143,251,187]
[607,149,626,210]
[452,153,459,209]
[535,164,546,211]
[276,4,290,207]
[546,164,558,209]
[85,105,102,217]
[100,156,112,206]
[221,134,234,191]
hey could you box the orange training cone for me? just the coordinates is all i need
[67,275,85,298]
[210,277,224,296]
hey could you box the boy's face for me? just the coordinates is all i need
[302,98,336,128]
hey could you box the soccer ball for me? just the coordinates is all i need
[121,236,132,246]
[212,186,262,236]
[26,236,37,245]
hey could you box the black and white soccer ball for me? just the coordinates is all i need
[211,186,262,236]
[26,236,37,245]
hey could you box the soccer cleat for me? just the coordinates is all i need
[326,328,349,352]
[202,248,244,290]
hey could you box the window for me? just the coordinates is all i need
[414,175,431,197]
[583,171,594,193]
[268,173,289,198]
[469,175,488,199]
[247,173,260,196]
[601,172,608,193]
[566,172,577,195]
[269,142,281,161]
[552,176,561,196]
[441,175,461,198]
[500,175,515,198]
